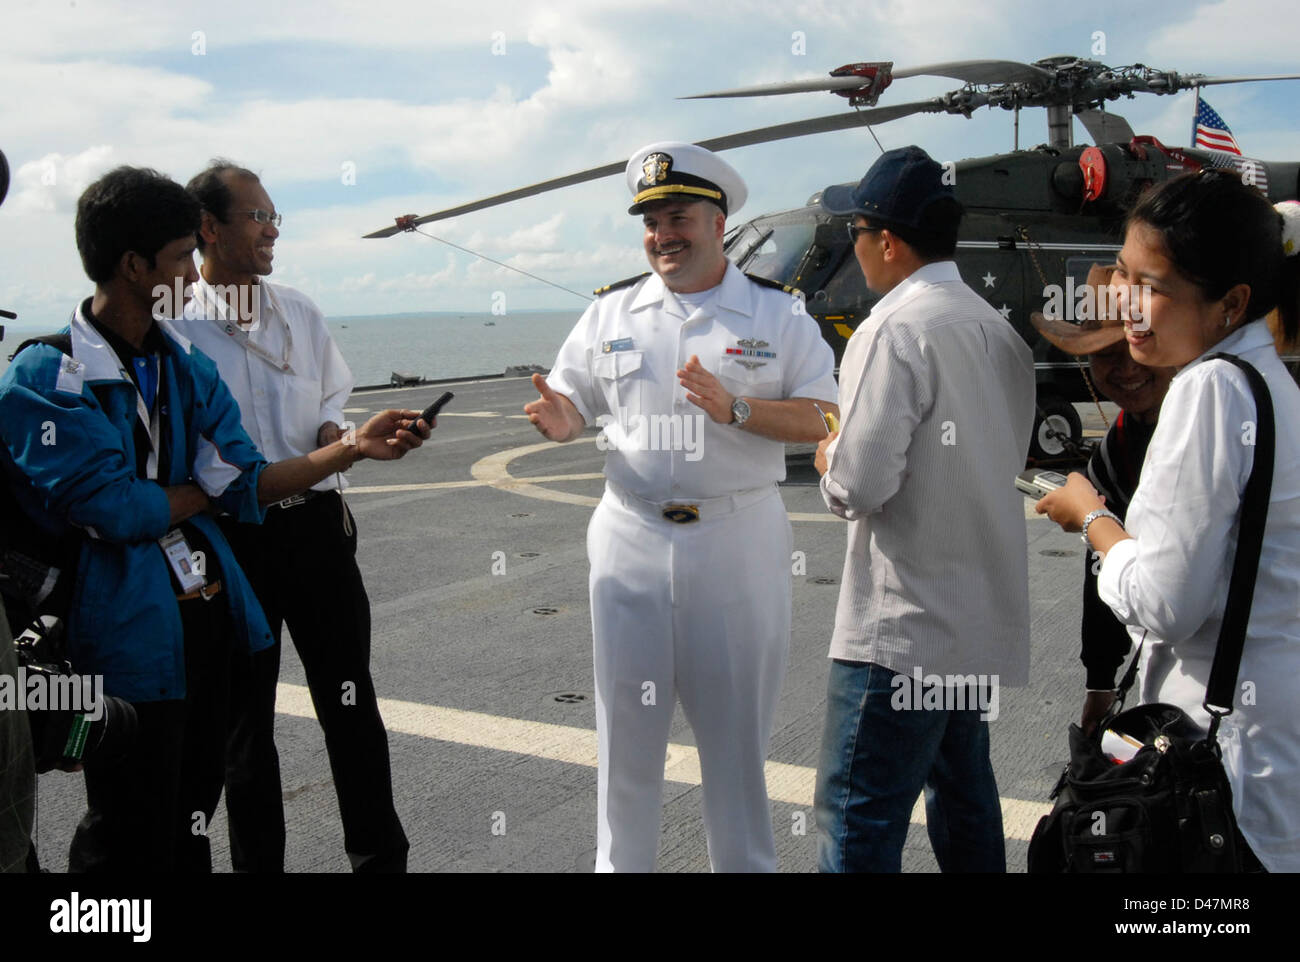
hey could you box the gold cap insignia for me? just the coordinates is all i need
[642,152,671,186]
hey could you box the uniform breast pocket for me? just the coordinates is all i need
[716,355,783,400]
[592,349,644,414]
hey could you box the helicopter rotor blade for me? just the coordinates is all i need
[695,99,946,152]
[363,160,627,238]
[683,59,1056,100]
[1181,72,1300,87]
[364,99,947,237]
[892,59,1053,85]
[682,76,875,99]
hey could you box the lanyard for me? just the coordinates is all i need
[69,307,163,479]
[103,343,162,479]
[200,281,295,375]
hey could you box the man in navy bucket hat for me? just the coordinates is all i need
[812,146,1036,872]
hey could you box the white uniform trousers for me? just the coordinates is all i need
[587,483,792,872]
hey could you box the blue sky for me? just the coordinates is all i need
[1,0,1297,323]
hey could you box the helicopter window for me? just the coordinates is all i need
[730,219,817,284]
[724,224,760,260]
[820,252,875,315]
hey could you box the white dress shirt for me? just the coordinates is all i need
[822,260,1036,684]
[180,277,354,492]
[547,262,838,502]
[1099,319,1300,872]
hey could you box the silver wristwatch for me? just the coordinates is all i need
[730,396,751,427]
[1080,508,1122,545]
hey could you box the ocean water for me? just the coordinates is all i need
[326,310,580,386]
[1,309,582,385]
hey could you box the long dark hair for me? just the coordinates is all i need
[1127,169,1298,343]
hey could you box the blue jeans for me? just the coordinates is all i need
[814,660,1005,873]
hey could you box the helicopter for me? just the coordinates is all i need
[365,56,1300,461]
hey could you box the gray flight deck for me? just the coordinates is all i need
[30,375,1115,873]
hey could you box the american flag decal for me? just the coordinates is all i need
[1204,150,1270,196]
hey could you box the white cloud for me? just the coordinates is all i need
[1148,0,1300,66]
[2,0,1297,322]
[10,146,117,214]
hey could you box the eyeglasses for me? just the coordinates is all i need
[847,223,883,243]
[235,209,282,227]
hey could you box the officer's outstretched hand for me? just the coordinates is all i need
[678,355,734,424]
[354,408,430,461]
[525,374,583,442]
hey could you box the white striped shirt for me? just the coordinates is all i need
[821,261,1035,683]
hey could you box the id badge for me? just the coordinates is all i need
[159,528,205,593]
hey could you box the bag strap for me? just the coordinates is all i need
[7,331,71,361]
[1102,354,1274,743]
[1200,353,1275,735]
[1113,631,1147,702]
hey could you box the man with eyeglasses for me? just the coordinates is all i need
[179,160,410,872]
[811,146,1035,872]
[0,166,428,872]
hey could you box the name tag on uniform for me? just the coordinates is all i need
[602,338,635,353]
[159,528,205,593]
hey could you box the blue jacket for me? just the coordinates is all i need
[0,304,273,702]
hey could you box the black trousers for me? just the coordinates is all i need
[68,594,233,873]
[221,491,408,872]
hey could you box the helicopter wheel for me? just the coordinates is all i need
[1029,397,1082,461]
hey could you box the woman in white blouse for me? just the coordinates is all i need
[1038,170,1300,872]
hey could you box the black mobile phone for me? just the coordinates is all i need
[413,391,454,429]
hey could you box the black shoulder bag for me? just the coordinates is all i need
[1,333,80,632]
[1027,354,1274,874]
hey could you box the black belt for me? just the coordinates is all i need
[269,489,326,510]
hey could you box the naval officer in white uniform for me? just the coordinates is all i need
[525,142,839,871]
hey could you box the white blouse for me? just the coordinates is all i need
[1099,319,1300,872]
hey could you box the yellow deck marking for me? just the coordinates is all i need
[277,683,1050,841]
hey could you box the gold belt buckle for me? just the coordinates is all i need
[661,504,700,524]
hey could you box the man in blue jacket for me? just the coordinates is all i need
[0,166,429,872]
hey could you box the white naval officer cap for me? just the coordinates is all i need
[625,141,747,218]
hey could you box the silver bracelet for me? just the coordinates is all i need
[1080,507,1122,546]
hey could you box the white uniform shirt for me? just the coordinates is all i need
[180,277,354,492]
[821,261,1035,684]
[547,262,837,502]
[1099,319,1300,872]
